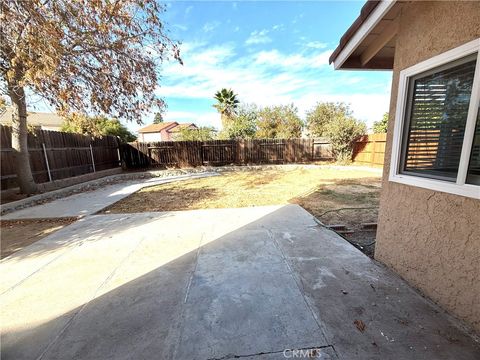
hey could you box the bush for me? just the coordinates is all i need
[255,104,304,139]
[219,104,257,139]
[306,102,352,137]
[61,114,136,142]
[372,112,389,133]
[174,126,216,141]
[323,116,366,164]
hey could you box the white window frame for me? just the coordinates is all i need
[389,38,480,199]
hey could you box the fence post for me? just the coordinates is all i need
[116,137,122,166]
[42,143,53,182]
[89,144,96,172]
[370,136,376,166]
[310,139,315,162]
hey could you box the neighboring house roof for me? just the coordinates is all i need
[137,122,198,134]
[137,122,179,133]
[168,123,198,133]
[329,0,401,70]
[0,107,64,128]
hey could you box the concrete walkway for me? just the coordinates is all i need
[1,205,478,359]
[2,173,218,219]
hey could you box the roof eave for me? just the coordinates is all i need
[331,0,397,70]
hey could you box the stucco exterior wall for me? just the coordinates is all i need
[375,1,480,333]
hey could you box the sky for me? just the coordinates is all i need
[34,1,394,134]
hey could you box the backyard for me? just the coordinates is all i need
[3,166,479,359]
[1,166,382,259]
[104,166,382,255]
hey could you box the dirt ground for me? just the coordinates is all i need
[1,218,77,259]
[104,168,382,255]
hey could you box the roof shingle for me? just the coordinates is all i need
[137,122,178,133]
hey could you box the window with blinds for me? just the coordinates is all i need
[400,55,477,181]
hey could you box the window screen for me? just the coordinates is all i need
[466,106,480,185]
[401,55,477,181]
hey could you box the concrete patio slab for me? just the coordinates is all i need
[1,173,217,220]
[1,205,478,360]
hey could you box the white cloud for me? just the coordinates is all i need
[295,93,390,128]
[203,21,221,33]
[185,5,194,14]
[254,49,332,69]
[157,42,391,129]
[305,41,328,49]
[245,29,272,45]
[174,24,188,31]
[188,44,235,66]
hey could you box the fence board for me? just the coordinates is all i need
[352,133,387,166]
[121,137,339,169]
[1,125,120,190]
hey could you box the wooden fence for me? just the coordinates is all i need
[122,138,334,168]
[1,125,121,190]
[352,133,387,167]
[0,130,387,190]
[122,135,387,169]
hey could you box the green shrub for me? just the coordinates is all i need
[306,102,352,137]
[219,104,257,139]
[372,112,388,133]
[255,104,304,139]
[323,116,366,164]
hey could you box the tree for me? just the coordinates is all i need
[323,116,366,164]
[256,104,304,139]
[174,126,216,141]
[306,102,352,137]
[372,112,389,133]
[219,104,257,139]
[213,88,239,128]
[0,0,181,193]
[153,112,164,124]
[61,114,136,143]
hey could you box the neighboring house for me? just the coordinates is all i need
[0,107,63,131]
[330,1,480,333]
[137,122,198,142]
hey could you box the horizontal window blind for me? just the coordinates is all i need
[401,57,477,181]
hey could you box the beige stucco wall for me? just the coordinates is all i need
[375,1,480,334]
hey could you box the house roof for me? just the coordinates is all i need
[168,123,198,133]
[0,107,64,128]
[137,122,178,133]
[329,0,402,70]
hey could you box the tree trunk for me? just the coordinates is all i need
[221,113,232,129]
[8,84,38,194]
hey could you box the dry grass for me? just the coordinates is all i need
[104,167,382,228]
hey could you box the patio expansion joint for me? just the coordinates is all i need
[204,344,337,360]
[35,233,146,360]
[264,226,336,355]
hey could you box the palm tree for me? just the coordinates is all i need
[213,88,239,127]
